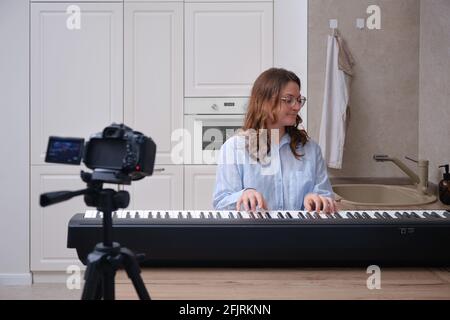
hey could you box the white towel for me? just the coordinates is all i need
[318,32,354,169]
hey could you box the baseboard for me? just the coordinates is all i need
[32,271,85,284]
[0,273,32,286]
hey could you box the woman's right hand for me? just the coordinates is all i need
[236,189,268,211]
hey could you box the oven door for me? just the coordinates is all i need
[185,114,244,164]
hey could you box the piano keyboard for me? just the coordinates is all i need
[68,210,450,267]
[82,209,450,221]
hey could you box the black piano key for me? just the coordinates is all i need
[207,212,212,219]
[383,212,392,219]
[362,212,371,219]
[200,212,205,219]
[248,212,256,219]
[178,212,183,219]
[431,211,441,218]
[256,212,264,219]
[334,212,342,219]
[126,211,131,219]
[96,212,101,219]
[313,213,321,219]
[346,212,354,219]
[411,212,421,219]
[156,212,161,219]
[298,212,306,219]
[228,212,234,219]
[395,212,403,219]
[286,212,293,219]
[237,212,243,219]
[265,212,272,219]
[354,212,363,219]
[187,212,192,219]
[423,212,431,219]
[277,212,284,219]
[444,212,450,218]
[305,212,314,219]
[375,212,384,219]
[402,212,411,218]
[112,212,118,219]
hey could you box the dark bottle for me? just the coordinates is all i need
[438,164,450,205]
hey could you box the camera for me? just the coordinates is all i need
[45,123,156,183]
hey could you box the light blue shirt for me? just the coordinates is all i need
[213,134,334,210]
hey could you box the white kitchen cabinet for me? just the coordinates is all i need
[184,2,273,97]
[31,3,124,165]
[126,165,184,210]
[124,2,183,165]
[30,2,123,271]
[184,165,218,210]
[30,166,88,271]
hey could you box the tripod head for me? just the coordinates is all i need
[40,170,130,246]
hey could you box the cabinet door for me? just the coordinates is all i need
[31,3,123,165]
[124,2,183,165]
[185,2,273,97]
[31,166,88,271]
[184,165,218,210]
[126,165,184,210]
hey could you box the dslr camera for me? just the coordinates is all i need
[45,123,156,184]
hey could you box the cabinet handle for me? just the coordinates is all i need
[154,168,165,173]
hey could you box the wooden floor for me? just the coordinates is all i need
[1,268,448,300]
[113,267,450,300]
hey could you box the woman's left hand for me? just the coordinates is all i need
[303,193,337,214]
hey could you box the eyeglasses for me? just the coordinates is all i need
[280,96,307,108]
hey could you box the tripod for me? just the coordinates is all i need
[81,188,151,300]
[40,171,151,300]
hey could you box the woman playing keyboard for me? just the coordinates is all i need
[213,68,337,214]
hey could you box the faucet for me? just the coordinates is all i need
[373,154,429,194]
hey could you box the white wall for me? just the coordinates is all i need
[0,0,31,284]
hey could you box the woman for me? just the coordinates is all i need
[213,68,337,213]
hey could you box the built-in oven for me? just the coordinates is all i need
[184,98,248,164]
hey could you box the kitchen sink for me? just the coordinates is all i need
[332,184,437,206]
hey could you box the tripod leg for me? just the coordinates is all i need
[120,248,151,300]
[82,260,102,300]
[102,265,116,300]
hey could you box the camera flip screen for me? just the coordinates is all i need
[45,137,84,165]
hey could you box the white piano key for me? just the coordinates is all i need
[168,211,178,219]
[240,212,251,219]
[119,211,128,219]
[268,212,279,219]
[84,210,95,218]
[179,211,189,219]
[190,211,202,219]
[137,211,149,219]
[336,211,349,219]
[216,211,228,219]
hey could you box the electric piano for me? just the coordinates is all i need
[68,209,450,267]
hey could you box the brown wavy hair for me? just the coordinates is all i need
[240,68,309,162]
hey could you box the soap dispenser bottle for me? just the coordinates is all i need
[438,164,450,205]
